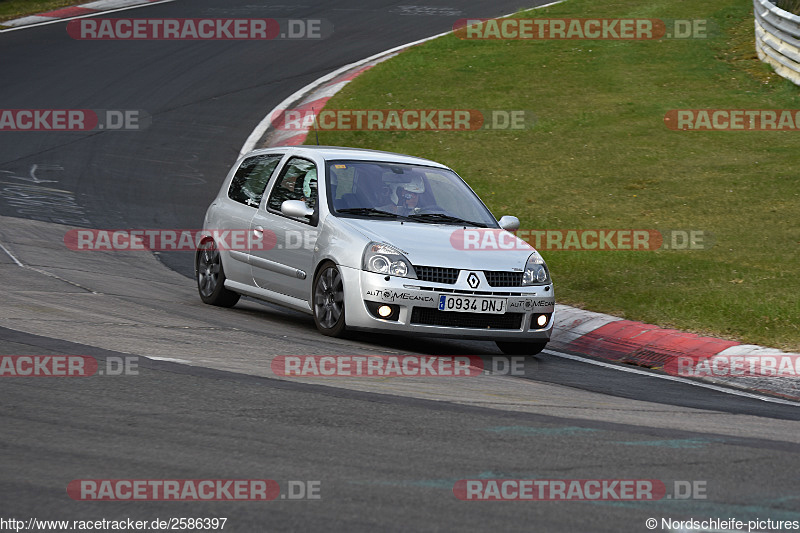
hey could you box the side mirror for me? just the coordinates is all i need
[498,215,520,231]
[281,200,314,219]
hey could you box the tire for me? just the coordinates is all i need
[195,239,240,308]
[495,341,548,356]
[312,261,347,337]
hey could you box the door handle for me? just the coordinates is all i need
[253,226,264,237]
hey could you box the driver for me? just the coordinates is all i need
[392,175,425,216]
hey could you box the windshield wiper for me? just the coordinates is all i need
[337,207,401,218]
[406,213,489,227]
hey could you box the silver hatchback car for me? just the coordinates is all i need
[196,146,554,355]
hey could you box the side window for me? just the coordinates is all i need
[266,157,318,214]
[228,154,283,207]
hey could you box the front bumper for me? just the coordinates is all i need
[340,266,555,341]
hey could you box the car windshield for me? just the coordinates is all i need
[326,160,498,228]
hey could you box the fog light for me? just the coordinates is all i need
[536,314,548,327]
[365,301,399,321]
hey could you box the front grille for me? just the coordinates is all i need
[413,286,524,297]
[484,271,524,287]
[410,307,523,329]
[414,265,459,284]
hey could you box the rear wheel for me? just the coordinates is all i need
[313,262,347,337]
[495,341,547,356]
[196,239,240,307]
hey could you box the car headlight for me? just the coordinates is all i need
[522,252,551,285]
[362,242,417,278]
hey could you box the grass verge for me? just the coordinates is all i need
[311,0,800,350]
[0,0,81,24]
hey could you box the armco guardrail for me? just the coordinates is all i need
[754,0,800,85]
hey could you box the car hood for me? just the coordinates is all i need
[337,218,537,271]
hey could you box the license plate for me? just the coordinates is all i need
[438,295,507,314]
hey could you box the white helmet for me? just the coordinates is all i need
[400,174,425,194]
[391,174,425,204]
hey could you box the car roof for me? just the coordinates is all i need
[244,145,450,169]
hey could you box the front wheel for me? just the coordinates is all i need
[313,262,347,337]
[196,239,240,308]
[495,341,548,356]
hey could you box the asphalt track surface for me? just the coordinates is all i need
[1,1,799,531]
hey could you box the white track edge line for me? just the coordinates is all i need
[0,240,100,294]
[238,0,566,157]
[145,356,194,364]
[0,241,24,267]
[543,349,800,406]
[233,0,800,408]
[0,0,176,33]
